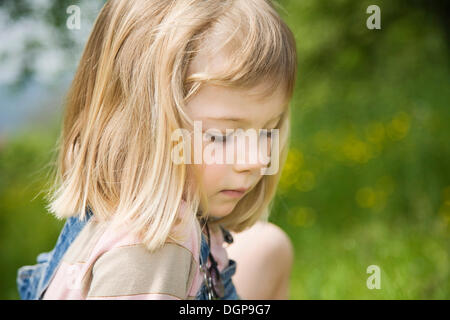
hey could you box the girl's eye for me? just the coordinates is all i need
[260,130,273,139]
[206,133,232,143]
[205,130,273,143]
[211,135,225,143]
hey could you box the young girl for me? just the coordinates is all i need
[17,0,297,300]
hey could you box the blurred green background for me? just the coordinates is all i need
[0,0,449,299]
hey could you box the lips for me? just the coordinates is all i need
[225,187,248,193]
[220,187,250,199]
[220,190,245,198]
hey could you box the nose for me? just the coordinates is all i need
[232,132,272,174]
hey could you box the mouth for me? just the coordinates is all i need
[220,187,249,198]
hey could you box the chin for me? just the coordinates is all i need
[208,202,236,218]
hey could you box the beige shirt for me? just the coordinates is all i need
[43,216,203,300]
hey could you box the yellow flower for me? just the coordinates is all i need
[386,111,411,141]
[356,187,377,208]
[288,206,316,227]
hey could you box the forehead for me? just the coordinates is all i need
[185,83,287,126]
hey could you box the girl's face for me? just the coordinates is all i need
[184,82,287,218]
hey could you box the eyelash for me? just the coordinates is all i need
[206,131,273,143]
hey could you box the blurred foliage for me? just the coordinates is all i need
[0,0,106,91]
[1,0,449,299]
[0,126,65,299]
[271,0,450,299]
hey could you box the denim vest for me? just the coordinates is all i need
[16,208,240,300]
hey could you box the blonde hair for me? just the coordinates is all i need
[45,0,297,252]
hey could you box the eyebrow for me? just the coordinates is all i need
[205,111,285,126]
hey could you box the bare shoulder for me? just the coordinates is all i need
[228,221,294,260]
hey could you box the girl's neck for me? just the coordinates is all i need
[199,216,220,238]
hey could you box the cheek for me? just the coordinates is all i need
[200,163,229,193]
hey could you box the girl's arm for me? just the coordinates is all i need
[86,242,198,300]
